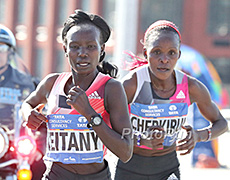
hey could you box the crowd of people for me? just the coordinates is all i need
[1,9,228,180]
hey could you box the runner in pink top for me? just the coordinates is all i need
[115,20,228,180]
[45,72,112,164]
[21,9,132,180]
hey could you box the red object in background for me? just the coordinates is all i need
[221,88,230,109]
[195,154,220,168]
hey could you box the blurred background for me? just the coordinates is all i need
[1,0,230,91]
[1,0,230,179]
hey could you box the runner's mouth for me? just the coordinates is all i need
[157,67,169,72]
[77,62,90,67]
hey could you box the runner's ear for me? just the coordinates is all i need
[63,45,67,54]
[143,48,147,59]
[178,50,181,59]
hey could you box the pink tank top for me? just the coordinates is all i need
[44,72,112,164]
[131,65,190,149]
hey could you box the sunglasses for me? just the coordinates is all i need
[0,44,9,52]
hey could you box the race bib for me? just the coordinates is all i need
[131,103,188,146]
[44,114,104,164]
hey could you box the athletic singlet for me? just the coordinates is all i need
[44,72,112,164]
[131,65,191,149]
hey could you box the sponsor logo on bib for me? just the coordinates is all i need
[45,114,104,164]
[131,103,188,146]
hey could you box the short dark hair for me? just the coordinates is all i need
[62,9,111,46]
[144,20,181,46]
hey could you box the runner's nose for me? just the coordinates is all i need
[77,47,88,57]
[159,54,169,63]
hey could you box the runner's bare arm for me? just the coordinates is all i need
[122,71,137,104]
[95,79,133,163]
[177,76,228,155]
[21,73,59,130]
[189,76,228,140]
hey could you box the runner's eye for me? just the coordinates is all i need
[88,45,96,49]
[169,50,176,55]
[70,45,79,49]
[153,50,161,55]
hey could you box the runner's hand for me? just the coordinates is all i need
[26,104,47,130]
[140,126,165,150]
[66,86,95,118]
[176,125,199,155]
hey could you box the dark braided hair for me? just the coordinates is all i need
[62,9,118,78]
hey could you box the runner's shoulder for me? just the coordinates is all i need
[35,73,61,93]
[41,73,61,85]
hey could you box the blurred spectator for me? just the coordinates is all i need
[0,24,46,179]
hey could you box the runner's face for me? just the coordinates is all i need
[144,31,181,80]
[64,24,104,75]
